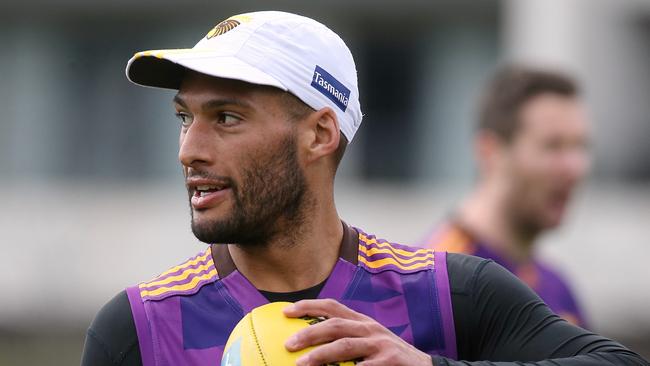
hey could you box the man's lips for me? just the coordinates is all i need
[547,189,572,214]
[186,179,232,210]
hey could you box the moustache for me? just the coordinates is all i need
[184,169,236,190]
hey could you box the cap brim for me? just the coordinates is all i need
[126,49,287,91]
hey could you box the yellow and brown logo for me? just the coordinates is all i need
[206,19,240,39]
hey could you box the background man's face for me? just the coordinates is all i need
[503,93,591,233]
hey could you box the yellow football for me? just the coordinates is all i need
[221,302,357,366]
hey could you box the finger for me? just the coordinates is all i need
[295,337,370,366]
[284,298,369,321]
[285,317,369,351]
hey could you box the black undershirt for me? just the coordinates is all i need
[259,281,327,303]
[81,253,648,366]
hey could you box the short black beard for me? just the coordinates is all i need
[189,133,309,247]
[507,202,543,245]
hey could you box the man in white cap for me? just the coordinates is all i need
[81,10,647,366]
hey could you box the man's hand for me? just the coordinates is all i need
[283,299,433,366]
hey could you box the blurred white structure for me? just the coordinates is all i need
[0,182,649,340]
[505,0,650,179]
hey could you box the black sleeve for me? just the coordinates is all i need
[81,290,142,366]
[432,253,648,366]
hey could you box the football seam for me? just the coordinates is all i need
[249,313,269,366]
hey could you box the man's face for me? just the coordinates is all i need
[502,93,590,233]
[174,72,309,246]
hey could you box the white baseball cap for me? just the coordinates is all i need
[126,11,363,142]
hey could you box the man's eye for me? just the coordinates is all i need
[175,112,193,127]
[219,113,242,126]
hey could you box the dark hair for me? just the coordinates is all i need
[478,65,579,142]
[279,91,348,169]
[280,91,315,123]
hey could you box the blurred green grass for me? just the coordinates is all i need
[0,328,647,365]
[0,330,85,366]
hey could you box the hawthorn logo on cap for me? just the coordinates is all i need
[206,19,240,39]
[206,15,252,39]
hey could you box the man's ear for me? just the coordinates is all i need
[474,131,512,175]
[299,107,340,164]
[475,130,507,175]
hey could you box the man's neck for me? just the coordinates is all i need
[459,185,536,263]
[227,208,343,293]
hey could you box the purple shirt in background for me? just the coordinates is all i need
[423,221,588,329]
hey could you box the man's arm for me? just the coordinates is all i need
[283,253,647,365]
[81,291,142,366]
[436,253,647,365]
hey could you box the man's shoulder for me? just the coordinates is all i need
[421,221,479,255]
[89,290,135,338]
[83,290,140,365]
[445,252,497,294]
[532,259,580,304]
[133,247,219,302]
[355,228,436,274]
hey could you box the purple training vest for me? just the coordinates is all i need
[127,225,457,365]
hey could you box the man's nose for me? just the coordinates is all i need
[179,121,214,168]
[559,147,590,184]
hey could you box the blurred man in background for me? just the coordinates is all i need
[424,65,591,327]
